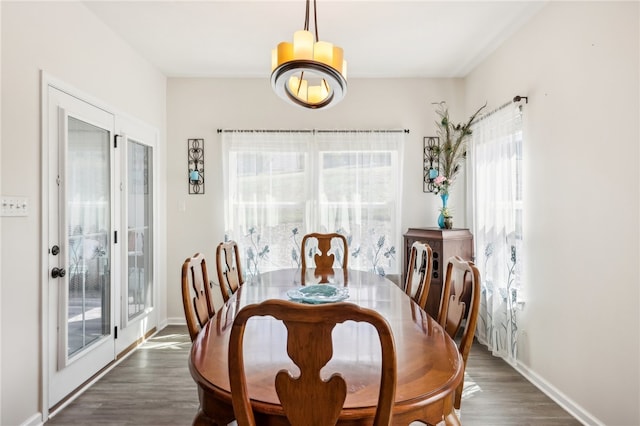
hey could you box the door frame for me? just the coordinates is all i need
[40,72,160,419]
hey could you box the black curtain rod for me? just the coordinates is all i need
[475,95,528,124]
[217,129,312,133]
[317,129,409,134]
[217,129,409,134]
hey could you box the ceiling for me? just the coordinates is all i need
[82,0,546,79]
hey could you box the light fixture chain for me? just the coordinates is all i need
[313,0,319,41]
[304,0,310,31]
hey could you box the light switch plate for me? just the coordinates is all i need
[1,196,29,217]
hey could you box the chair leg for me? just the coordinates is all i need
[454,379,463,409]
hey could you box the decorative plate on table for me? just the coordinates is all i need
[286,284,349,304]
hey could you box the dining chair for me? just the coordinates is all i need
[181,253,215,341]
[404,241,433,310]
[216,240,245,302]
[228,299,397,426]
[437,255,481,409]
[301,232,348,272]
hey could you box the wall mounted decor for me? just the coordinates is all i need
[188,138,205,194]
[423,136,439,193]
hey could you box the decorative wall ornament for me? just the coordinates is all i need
[188,138,205,194]
[423,136,440,193]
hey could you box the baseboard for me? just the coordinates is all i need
[21,413,43,426]
[515,361,603,426]
[166,316,186,326]
[158,317,170,329]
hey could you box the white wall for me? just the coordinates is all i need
[0,2,166,425]
[465,2,639,425]
[166,77,466,320]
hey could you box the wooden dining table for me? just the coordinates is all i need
[189,268,464,426]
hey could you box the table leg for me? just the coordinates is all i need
[443,410,461,426]
[194,386,236,426]
[193,407,220,426]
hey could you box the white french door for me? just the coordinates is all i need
[44,81,157,411]
[115,120,157,354]
[46,86,116,408]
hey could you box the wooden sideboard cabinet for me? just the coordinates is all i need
[402,228,474,318]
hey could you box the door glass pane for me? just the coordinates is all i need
[67,116,111,357]
[127,140,153,319]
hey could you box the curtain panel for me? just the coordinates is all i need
[468,104,524,364]
[221,130,404,278]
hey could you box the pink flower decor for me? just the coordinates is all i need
[433,175,449,195]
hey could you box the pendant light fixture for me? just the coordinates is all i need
[271,0,347,110]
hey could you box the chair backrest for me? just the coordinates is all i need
[216,240,245,302]
[437,255,481,409]
[404,241,433,310]
[229,299,397,426]
[181,253,215,341]
[301,233,348,274]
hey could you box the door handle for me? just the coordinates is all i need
[51,267,66,279]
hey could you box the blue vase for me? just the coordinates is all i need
[437,193,449,229]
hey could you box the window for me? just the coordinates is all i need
[222,130,404,277]
[126,139,153,320]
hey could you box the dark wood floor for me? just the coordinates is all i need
[458,345,580,426]
[46,325,580,426]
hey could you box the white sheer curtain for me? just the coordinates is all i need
[222,131,313,275]
[468,103,524,364]
[222,130,404,278]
